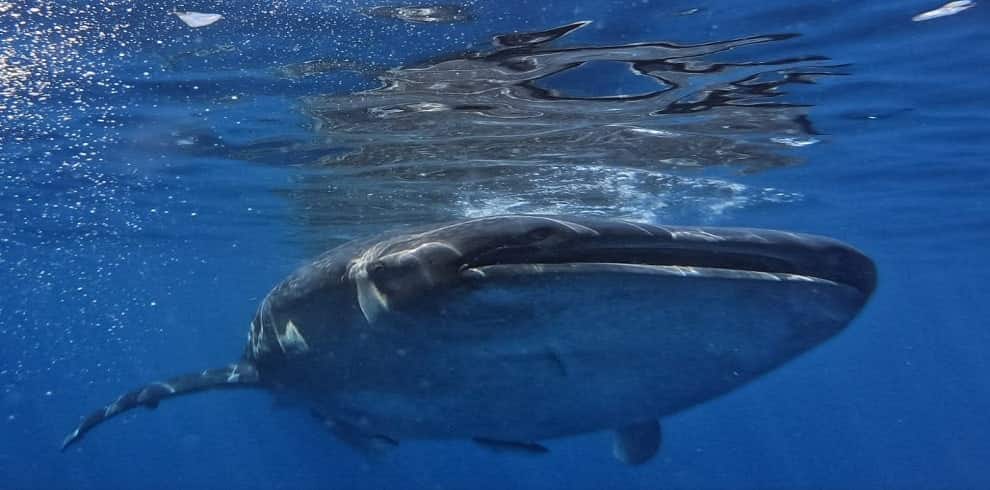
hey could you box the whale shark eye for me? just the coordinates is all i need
[367,257,423,296]
[367,260,391,284]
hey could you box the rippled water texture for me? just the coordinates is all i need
[365,4,472,23]
[0,4,833,242]
[284,21,831,225]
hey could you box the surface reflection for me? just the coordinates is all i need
[363,4,472,23]
[248,21,840,241]
[301,21,838,171]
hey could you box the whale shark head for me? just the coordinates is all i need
[353,215,874,311]
[248,215,875,371]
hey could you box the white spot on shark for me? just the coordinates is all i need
[279,320,310,355]
[104,395,126,417]
[671,229,725,242]
[617,220,656,235]
[154,382,176,394]
[379,241,462,262]
[226,364,241,383]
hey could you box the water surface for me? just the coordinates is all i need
[1,1,988,488]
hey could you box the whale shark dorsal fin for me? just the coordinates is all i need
[612,419,662,465]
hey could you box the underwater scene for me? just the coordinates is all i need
[1,1,988,488]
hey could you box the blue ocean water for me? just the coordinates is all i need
[1,0,988,488]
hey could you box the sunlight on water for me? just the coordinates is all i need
[364,4,474,23]
[0,2,147,378]
[0,2,132,151]
[270,21,836,237]
[453,165,801,223]
[0,1,217,383]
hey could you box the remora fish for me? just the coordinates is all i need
[62,215,876,464]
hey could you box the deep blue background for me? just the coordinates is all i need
[1,1,988,488]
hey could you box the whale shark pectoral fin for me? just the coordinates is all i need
[355,273,389,324]
[319,416,398,457]
[612,419,662,465]
[472,437,550,455]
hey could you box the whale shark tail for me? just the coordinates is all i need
[60,361,261,451]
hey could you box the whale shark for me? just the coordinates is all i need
[62,215,875,464]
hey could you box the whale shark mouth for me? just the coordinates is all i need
[465,262,844,289]
[458,226,876,298]
[353,218,876,324]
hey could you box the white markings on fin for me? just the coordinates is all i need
[279,320,310,355]
[355,272,389,324]
[346,239,463,324]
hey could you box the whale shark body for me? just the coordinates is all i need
[62,215,876,464]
